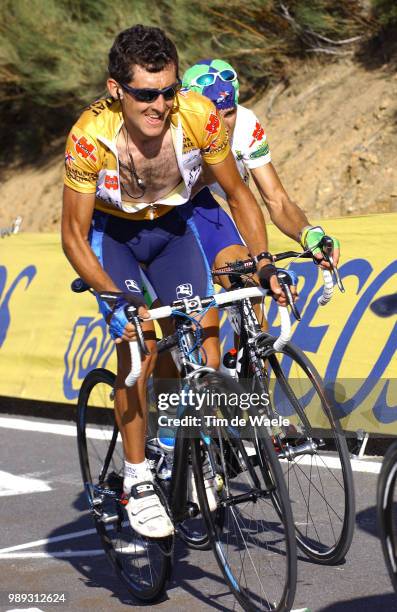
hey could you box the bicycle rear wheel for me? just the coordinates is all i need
[77,368,172,602]
[377,440,397,592]
[258,339,355,564]
[191,372,297,612]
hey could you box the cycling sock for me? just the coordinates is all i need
[123,459,153,494]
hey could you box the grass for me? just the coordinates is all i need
[0,0,391,163]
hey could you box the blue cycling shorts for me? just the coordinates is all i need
[179,187,244,268]
[89,208,213,311]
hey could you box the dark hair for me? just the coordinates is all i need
[108,24,179,84]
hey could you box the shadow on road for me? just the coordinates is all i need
[45,491,231,609]
[319,591,396,611]
[355,504,379,539]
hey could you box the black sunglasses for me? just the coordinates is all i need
[120,80,181,103]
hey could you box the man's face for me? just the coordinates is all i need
[118,63,178,139]
[219,107,237,137]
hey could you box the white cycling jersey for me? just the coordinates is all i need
[210,104,271,200]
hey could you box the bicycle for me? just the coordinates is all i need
[212,239,355,565]
[374,295,397,593]
[73,277,298,610]
[377,440,397,593]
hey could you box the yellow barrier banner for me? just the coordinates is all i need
[0,213,396,433]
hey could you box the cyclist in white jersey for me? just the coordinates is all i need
[180,58,340,282]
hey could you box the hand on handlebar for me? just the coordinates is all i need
[315,237,340,270]
[98,291,150,344]
[301,226,340,269]
[269,274,298,307]
[258,263,298,308]
[113,303,150,345]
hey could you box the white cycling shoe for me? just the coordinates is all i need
[188,454,220,513]
[125,481,174,538]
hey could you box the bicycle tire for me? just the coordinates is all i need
[377,440,397,592]
[77,368,172,603]
[190,372,297,612]
[257,338,356,564]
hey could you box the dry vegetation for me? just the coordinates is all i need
[0,0,395,230]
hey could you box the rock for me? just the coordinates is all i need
[379,98,391,110]
[359,152,379,165]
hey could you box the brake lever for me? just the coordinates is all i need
[277,274,301,321]
[320,236,345,293]
[125,305,150,356]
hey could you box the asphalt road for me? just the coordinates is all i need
[0,414,396,612]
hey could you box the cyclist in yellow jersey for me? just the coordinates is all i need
[62,25,285,538]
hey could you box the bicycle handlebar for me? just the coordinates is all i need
[72,243,344,388]
[123,285,291,387]
[212,242,344,312]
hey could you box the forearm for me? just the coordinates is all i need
[62,233,118,293]
[227,184,271,262]
[265,191,310,243]
[61,186,120,293]
[251,164,310,243]
[61,219,119,293]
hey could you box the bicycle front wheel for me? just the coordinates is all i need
[377,440,397,592]
[259,339,355,564]
[77,368,172,602]
[191,372,297,612]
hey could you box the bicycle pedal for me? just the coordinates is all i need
[99,512,120,524]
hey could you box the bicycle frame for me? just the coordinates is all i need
[155,313,217,523]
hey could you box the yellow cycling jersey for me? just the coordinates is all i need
[64,89,229,220]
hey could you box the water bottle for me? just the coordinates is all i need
[222,348,237,378]
[155,403,178,481]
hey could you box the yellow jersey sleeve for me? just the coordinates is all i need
[200,107,230,165]
[64,124,100,193]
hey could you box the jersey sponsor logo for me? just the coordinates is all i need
[187,165,201,189]
[85,98,114,117]
[176,283,193,299]
[249,142,270,160]
[205,112,220,135]
[65,166,97,184]
[249,120,265,147]
[71,134,97,162]
[104,174,119,190]
[64,150,75,165]
[203,138,228,156]
[125,279,141,293]
[183,135,195,153]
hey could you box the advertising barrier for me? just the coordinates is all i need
[0,213,395,433]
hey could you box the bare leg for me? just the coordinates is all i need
[196,306,220,369]
[113,321,157,464]
[154,305,180,380]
